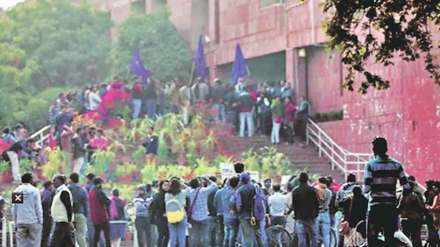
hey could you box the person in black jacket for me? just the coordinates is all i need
[343,186,368,238]
[399,182,425,247]
[288,172,320,247]
[149,180,170,247]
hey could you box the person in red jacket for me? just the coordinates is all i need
[88,177,111,247]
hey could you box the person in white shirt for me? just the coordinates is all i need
[268,184,289,226]
[12,173,43,247]
[88,89,102,111]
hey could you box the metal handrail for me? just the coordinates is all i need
[306,118,372,180]
[29,125,51,147]
[306,118,426,191]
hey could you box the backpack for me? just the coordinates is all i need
[165,194,185,224]
[337,183,355,207]
[250,186,266,225]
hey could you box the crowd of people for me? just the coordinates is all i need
[2,137,439,247]
[1,76,308,184]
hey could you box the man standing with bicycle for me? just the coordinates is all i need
[364,137,410,247]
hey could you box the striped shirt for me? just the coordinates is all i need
[364,155,409,208]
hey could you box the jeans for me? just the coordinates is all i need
[271,121,281,144]
[145,99,157,119]
[239,112,254,137]
[16,223,42,247]
[73,157,85,174]
[318,212,331,247]
[168,218,187,247]
[239,218,268,247]
[190,219,209,247]
[213,103,226,122]
[74,213,88,247]
[295,218,319,247]
[207,216,223,247]
[224,218,239,247]
[135,216,152,247]
[7,151,20,182]
[50,222,75,247]
[93,222,111,247]
[401,218,422,247]
[367,204,398,247]
[132,99,142,119]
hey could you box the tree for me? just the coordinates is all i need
[6,0,112,88]
[111,9,192,82]
[323,0,440,93]
[0,0,113,129]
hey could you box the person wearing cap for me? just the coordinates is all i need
[364,137,410,247]
[88,177,111,247]
[12,173,43,247]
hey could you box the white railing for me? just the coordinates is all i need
[306,118,426,191]
[0,219,13,247]
[306,118,372,180]
[29,125,51,147]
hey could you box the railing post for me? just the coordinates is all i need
[1,218,6,247]
[343,153,347,177]
[357,156,362,180]
[306,121,310,145]
[8,222,13,247]
[331,143,335,170]
[133,224,138,247]
[318,130,322,157]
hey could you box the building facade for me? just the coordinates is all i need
[96,0,440,183]
[167,0,440,183]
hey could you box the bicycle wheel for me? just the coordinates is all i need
[330,227,338,247]
[266,225,293,247]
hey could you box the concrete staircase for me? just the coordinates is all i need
[227,135,346,183]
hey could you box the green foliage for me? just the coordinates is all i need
[42,149,70,179]
[0,0,112,129]
[323,0,440,93]
[132,146,146,165]
[92,149,115,176]
[111,9,191,82]
[6,0,112,88]
[240,147,292,179]
[0,161,10,173]
[19,159,33,172]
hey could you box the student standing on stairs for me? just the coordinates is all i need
[271,96,284,144]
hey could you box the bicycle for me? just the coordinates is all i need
[265,224,293,247]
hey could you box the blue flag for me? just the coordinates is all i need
[194,35,207,81]
[231,43,248,84]
[130,50,152,80]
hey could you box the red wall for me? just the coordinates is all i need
[166,0,440,183]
